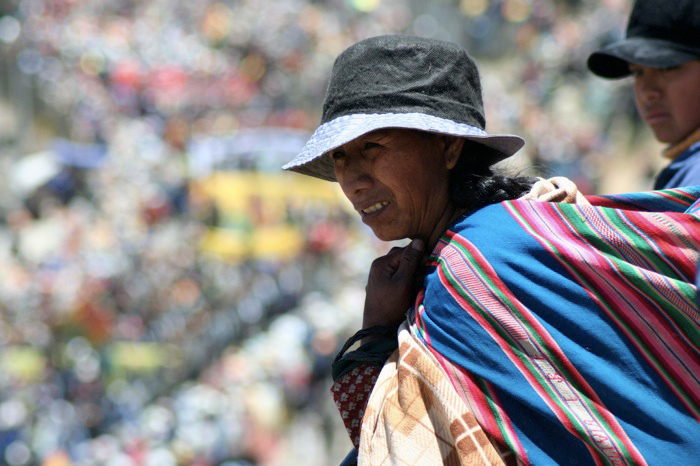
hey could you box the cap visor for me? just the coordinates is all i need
[588,37,699,79]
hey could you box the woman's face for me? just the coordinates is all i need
[630,60,700,144]
[331,129,460,242]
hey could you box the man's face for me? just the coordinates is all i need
[630,60,700,145]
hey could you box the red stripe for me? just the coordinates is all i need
[428,345,530,464]
[438,231,646,464]
[510,202,700,417]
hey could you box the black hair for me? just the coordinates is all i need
[449,139,536,211]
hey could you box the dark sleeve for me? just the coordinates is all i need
[331,326,398,381]
[330,326,398,449]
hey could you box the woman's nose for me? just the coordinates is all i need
[338,158,372,195]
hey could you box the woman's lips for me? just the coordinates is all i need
[359,201,389,219]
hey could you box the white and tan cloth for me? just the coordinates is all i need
[359,323,512,465]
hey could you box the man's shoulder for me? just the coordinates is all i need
[655,144,700,189]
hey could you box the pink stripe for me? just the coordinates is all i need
[438,233,643,464]
[615,211,694,282]
[430,347,530,464]
[510,202,700,417]
[625,211,700,269]
[517,204,700,380]
[416,287,517,451]
[585,208,699,323]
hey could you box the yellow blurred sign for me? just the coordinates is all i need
[191,172,349,262]
[0,346,46,382]
[109,342,181,372]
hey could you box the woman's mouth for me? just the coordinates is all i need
[361,201,389,215]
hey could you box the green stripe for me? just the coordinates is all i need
[562,205,682,279]
[475,376,523,457]
[507,203,700,418]
[558,206,700,353]
[436,248,631,462]
[448,210,633,460]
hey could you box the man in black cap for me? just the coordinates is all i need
[588,0,700,190]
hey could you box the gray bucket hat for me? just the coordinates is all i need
[588,0,700,79]
[282,35,524,182]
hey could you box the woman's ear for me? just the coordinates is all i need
[443,136,465,170]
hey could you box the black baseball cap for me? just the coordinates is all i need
[587,0,700,79]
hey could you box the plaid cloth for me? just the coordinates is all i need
[359,323,515,465]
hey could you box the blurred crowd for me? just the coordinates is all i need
[0,0,662,465]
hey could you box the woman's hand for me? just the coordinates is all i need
[363,239,425,329]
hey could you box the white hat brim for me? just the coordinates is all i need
[282,112,525,181]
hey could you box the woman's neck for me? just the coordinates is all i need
[424,204,468,253]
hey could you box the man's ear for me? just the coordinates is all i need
[443,136,464,170]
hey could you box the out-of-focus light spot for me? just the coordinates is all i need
[4,441,31,466]
[413,14,439,38]
[312,329,337,356]
[466,15,495,40]
[40,56,64,83]
[212,112,240,134]
[80,51,107,76]
[240,53,267,82]
[0,347,45,382]
[238,296,262,324]
[202,3,233,43]
[48,400,76,425]
[17,49,42,74]
[350,0,381,12]
[0,399,27,429]
[0,16,21,44]
[111,61,142,89]
[39,450,70,466]
[75,354,101,383]
[460,0,488,17]
[502,0,532,23]
[172,278,201,306]
[66,336,92,361]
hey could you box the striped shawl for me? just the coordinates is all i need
[360,187,700,465]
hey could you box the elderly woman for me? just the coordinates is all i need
[283,36,700,465]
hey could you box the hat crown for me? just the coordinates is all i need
[282,35,525,181]
[627,0,700,49]
[321,35,486,130]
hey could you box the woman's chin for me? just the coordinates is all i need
[370,228,407,242]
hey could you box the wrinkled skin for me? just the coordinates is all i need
[331,128,465,331]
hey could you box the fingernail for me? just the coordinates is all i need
[411,239,424,250]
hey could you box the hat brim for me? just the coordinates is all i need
[588,37,699,79]
[282,112,525,181]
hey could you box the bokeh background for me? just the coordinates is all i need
[0,0,667,465]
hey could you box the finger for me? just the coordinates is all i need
[394,239,424,279]
[381,246,406,271]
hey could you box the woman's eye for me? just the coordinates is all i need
[629,66,643,77]
[331,150,345,161]
[363,142,381,151]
